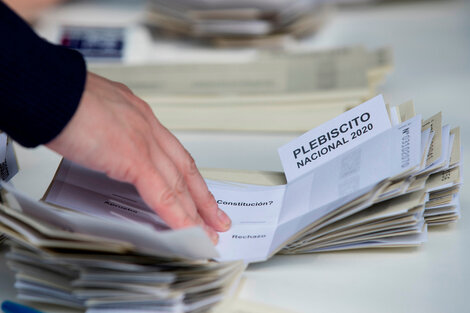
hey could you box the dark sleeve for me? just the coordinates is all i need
[0,1,87,147]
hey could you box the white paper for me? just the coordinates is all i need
[208,183,286,262]
[4,182,218,260]
[278,94,392,182]
[269,115,423,254]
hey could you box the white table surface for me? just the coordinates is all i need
[2,1,470,313]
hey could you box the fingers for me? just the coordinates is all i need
[134,162,220,244]
[178,151,232,232]
[134,140,220,244]
[107,83,231,240]
[145,119,232,232]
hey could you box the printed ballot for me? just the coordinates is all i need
[214,113,422,261]
[278,95,391,182]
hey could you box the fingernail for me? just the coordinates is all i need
[217,209,231,229]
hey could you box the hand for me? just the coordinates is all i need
[46,72,231,243]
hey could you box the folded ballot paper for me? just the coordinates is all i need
[0,95,462,311]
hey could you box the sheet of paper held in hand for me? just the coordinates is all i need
[43,95,422,263]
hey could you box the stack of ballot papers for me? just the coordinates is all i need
[0,95,462,310]
[91,46,393,132]
[0,185,245,312]
[421,115,461,226]
[202,96,463,255]
[145,0,331,47]
[0,132,19,246]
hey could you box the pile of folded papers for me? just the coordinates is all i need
[0,185,244,312]
[145,0,331,47]
[420,114,461,226]
[199,96,462,255]
[91,46,393,132]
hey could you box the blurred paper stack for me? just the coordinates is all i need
[0,132,19,246]
[91,46,393,132]
[0,186,244,312]
[145,0,331,47]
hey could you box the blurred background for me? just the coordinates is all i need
[5,0,468,170]
[4,0,468,130]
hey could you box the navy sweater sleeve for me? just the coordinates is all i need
[0,1,86,147]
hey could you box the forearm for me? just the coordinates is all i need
[0,1,86,147]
